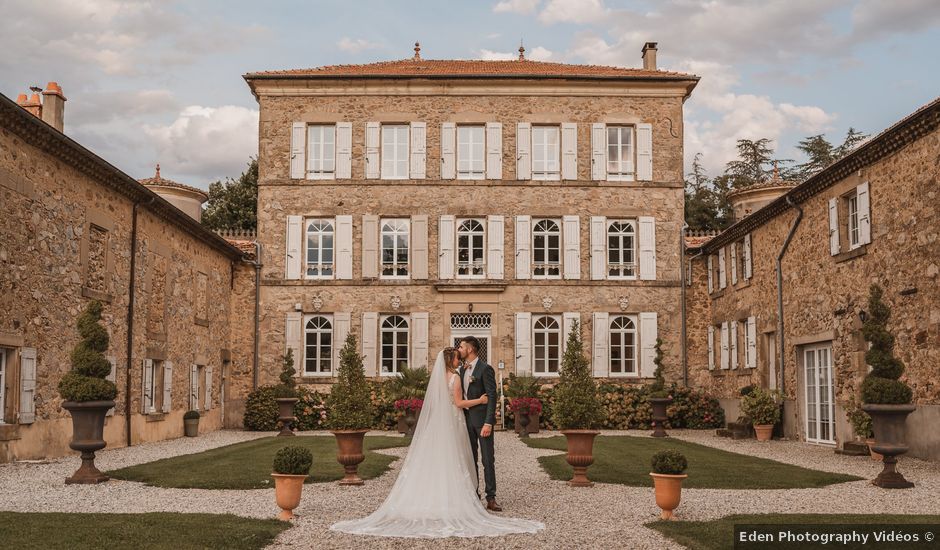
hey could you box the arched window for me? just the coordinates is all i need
[304,316,333,375]
[609,315,637,375]
[533,315,562,375]
[607,220,636,278]
[381,315,409,374]
[457,219,486,277]
[533,219,561,278]
[381,219,410,277]
[306,219,334,278]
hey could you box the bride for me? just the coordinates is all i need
[330,347,544,538]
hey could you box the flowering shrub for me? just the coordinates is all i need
[508,397,543,416]
[394,398,424,413]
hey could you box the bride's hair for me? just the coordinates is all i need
[442,347,459,373]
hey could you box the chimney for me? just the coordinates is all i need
[22,92,43,119]
[641,42,658,71]
[41,82,66,132]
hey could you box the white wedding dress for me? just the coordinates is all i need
[330,351,544,538]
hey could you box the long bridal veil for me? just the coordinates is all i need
[330,350,544,539]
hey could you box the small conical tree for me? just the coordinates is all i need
[58,301,118,402]
[325,332,374,429]
[648,338,668,398]
[551,321,603,430]
[861,285,913,404]
[273,349,298,398]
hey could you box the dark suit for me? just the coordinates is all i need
[460,358,498,500]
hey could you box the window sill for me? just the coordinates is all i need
[733,279,752,290]
[145,413,166,422]
[194,318,209,327]
[146,331,167,342]
[834,245,868,264]
[300,375,333,382]
[81,287,112,303]
[709,289,726,299]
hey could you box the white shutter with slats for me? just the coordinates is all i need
[590,216,606,280]
[441,122,456,179]
[362,215,379,279]
[487,215,505,280]
[486,122,502,180]
[561,122,577,180]
[591,123,606,181]
[730,321,738,370]
[828,197,840,256]
[365,122,380,179]
[285,215,303,280]
[411,312,429,370]
[439,215,455,280]
[106,357,116,416]
[290,122,305,179]
[410,121,426,179]
[18,348,37,424]
[730,242,738,285]
[562,215,581,280]
[707,325,715,370]
[720,322,729,370]
[592,312,609,378]
[333,313,351,376]
[718,247,727,289]
[142,359,153,414]
[857,181,871,245]
[362,313,378,377]
[743,234,753,279]
[516,122,531,180]
[639,216,656,280]
[746,316,757,369]
[336,215,353,279]
[190,364,199,410]
[707,255,714,293]
[411,215,429,280]
[639,312,658,378]
[515,312,532,376]
[515,215,531,280]
[162,361,173,413]
[335,122,352,179]
[285,312,302,375]
[562,312,580,353]
[204,366,213,411]
[636,122,653,181]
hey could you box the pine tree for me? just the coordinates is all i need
[551,321,603,430]
[325,333,374,429]
[860,285,913,404]
[58,301,118,402]
[202,158,258,231]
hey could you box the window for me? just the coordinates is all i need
[609,315,638,375]
[607,220,636,278]
[381,124,409,179]
[457,125,485,180]
[532,219,561,278]
[846,191,860,249]
[532,126,560,180]
[190,365,205,411]
[306,125,336,179]
[736,240,747,283]
[144,360,164,414]
[533,315,562,375]
[380,218,410,278]
[457,219,486,277]
[606,126,635,180]
[305,219,334,278]
[304,316,333,375]
[380,315,410,375]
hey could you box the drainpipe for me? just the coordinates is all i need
[252,242,262,390]
[125,196,153,448]
[679,223,689,387]
[776,196,803,397]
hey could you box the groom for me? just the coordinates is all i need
[457,336,501,512]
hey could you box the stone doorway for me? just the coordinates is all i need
[450,313,492,365]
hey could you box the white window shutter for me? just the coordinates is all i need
[290,122,305,179]
[515,215,531,280]
[487,215,504,280]
[486,122,502,180]
[162,361,173,413]
[591,123,606,181]
[828,197,840,256]
[106,357,116,416]
[730,321,738,370]
[516,122,531,180]
[743,234,753,279]
[335,122,352,179]
[720,322,729,370]
[411,312,429,370]
[639,312,658,378]
[747,316,757,369]
[718,247,727,289]
[190,364,199,410]
[18,348,37,424]
[562,312,580,354]
[561,122,577,180]
[142,359,153,414]
[365,122,380,179]
[204,366,213,411]
[441,122,456,179]
[562,215,581,280]
[590,216,606,280]
[361,312,378,377]
[592,312,609,377]
[333,312,351,376]
[639,216,656,280]
[410,122,426,179]
[285,215,303,280]
[636,122,653,181]
[707,326,715,370]
[707,255,714,293]
[411,215,429,280]
[335,215,353,279]
[730,242,738,285]
[514,312,532,376]
[362,215,379,279]
[857,181,871,245]
[285,312,302,374]
[438,215,455,280]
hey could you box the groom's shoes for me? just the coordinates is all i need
[486,499,503,512]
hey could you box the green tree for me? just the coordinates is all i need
[58,301,118,402]
[273,349,298,398]
[684,153,725,231]
[202,158,258,231]
[724,138,777,185]
[793,134,835,181]
[325,333,374,429]
[833,127,868,160]
[551,321,603,430]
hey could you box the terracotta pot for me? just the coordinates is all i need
[62,400,114,484]
[332,429,368,485]
[866,438,884,461]
[753,424,774,442]
[184,418,199,437]
[650,473,688,520]
[275,397,299,437]
[271,473,308,520]
[649,397,673,438]
[561,430,600,487]
[517,413,531,438]
[862,403,916,489]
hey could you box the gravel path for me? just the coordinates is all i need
[1,429,938,549]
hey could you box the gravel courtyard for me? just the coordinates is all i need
[1,429,938,549]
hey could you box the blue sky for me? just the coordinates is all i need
[2,0,938,188]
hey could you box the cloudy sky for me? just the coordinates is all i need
[2,0,938,188]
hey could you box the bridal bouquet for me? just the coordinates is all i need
[508,397,543,417]
[394,398,424,413]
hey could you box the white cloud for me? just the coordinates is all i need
[478,49,518,61]
[337,37,383,53]
[493,0,540,15]
[527,46,554,61]
[538,0,609,25]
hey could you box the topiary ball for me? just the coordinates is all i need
[58,372,118,402]
[651,449,688,475]
[273,445,313,475]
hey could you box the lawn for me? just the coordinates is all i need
[109,435,409,489]
[647,514,940,550]
[524,436,862,489]
[0,512,288,550]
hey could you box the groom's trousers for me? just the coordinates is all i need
[467,423,496,500]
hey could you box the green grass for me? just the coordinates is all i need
[109,435,409,489]
[524,436,862,489]
[0,512,288,550]
[647,514,940,550]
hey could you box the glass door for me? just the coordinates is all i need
[804,345,834,444]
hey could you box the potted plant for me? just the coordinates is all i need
[58,300,118,484]
[845,398,881,461]
[389,366,430,434]
[393,398,423,437]
[325,332,374,485]
[860,284,916,488]
[551,321,604,487]
[271,445,313,520]
[740,387,780,441]
[508,397,543,439]
[647,338,672,438]
[650,450,688,520]
[274,349,300,437]
[183,410,200,437]
[506,373,542,434]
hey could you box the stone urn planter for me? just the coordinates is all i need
[753,424,774,442]
[516,412,531,438]
[862,404,916,488]
[272,473,308,520]
[63,400,114,484]
[332,429,368,485]
[561,430,600,487]
[515,411,540,435]
[275,397,299,437]
[402,410,418,437]
[649,397,673,438]
[650,473,687,520]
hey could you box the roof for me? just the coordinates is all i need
[139,165,208,199]
[726,178,797,198]
[685,234,717,250]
